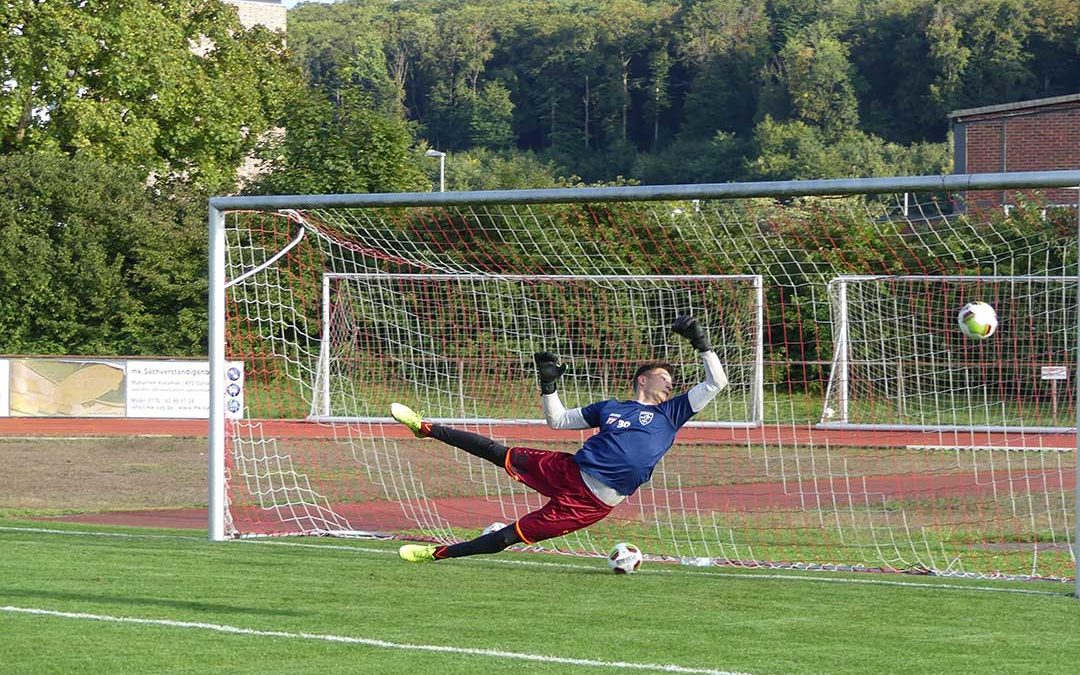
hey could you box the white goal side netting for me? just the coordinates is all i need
[212,182,1079,581]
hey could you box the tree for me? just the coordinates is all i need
[747,115,949,181]
[281,0,1080,185]
[849,0,940,143]
[594,0,675,143]
[925,3,971,123]
[439,148,564,190]
[644,46,673,148]
[469,81,515,149]
[0,0,294,191]
[768,22,861,138]
[0,151,207,355]
[287,0,401,115]
[379,5,438,114]
[675,0,771,139]
[1026,0,1080,94]
[249,87,427,195]
[501,3,600,152]
[418,3,503,149]
[632,131,749,184]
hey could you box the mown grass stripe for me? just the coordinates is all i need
[1,525,1068,597]
[1,605,746,675]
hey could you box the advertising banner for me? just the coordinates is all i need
[0,360,8,416]
[126,360,244,419]
[1,358,244,419]
[9,359,125,417]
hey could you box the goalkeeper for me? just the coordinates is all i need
[393,315,728,563]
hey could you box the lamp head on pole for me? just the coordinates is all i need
[425,149,446,192]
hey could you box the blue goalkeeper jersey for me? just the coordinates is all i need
[572,393,696,496]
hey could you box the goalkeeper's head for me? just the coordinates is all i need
[631,361,675,402]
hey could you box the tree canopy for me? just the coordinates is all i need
[0,0,296,191]
[2,0,1077,356]
[287,0,1080,183]
[0,150,207,355]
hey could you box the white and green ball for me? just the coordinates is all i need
[958,301,998,340]
[607,542,643,574]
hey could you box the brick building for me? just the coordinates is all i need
[226,0,287,32]
[949,93,1080,207]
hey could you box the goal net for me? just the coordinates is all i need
[210,175,1080,582]
[822,274,1078,431]
[311,272,763,426]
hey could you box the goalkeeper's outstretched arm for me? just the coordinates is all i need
[687,350,728,412]
[534,352,591,430]
[673,315,729,413]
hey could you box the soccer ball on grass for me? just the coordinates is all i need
[607,542,643,574]
[957,301,998,340]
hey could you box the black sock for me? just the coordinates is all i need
[435,525,522,559]
[428,425,508,466]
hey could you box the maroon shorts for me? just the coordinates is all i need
[503,447,614,545]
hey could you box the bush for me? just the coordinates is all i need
[0,151,207,356]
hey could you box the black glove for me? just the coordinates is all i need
[534,352,567,395]
[672,315,711,352]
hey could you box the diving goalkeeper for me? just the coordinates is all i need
[393,315,728,563]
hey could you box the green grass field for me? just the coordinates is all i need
[2,519,1079,674]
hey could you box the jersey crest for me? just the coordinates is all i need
[638,411,654,425]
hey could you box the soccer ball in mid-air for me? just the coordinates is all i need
[482,522,508,536]
[607,542,643,574]
[957,301,998,340]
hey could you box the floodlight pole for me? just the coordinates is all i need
[425,149,446,192]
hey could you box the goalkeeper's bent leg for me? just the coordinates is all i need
[428,425,508,466]
[434,523,523,559]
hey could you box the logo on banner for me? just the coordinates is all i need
[638,411,654,426]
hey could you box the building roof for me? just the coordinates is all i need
[949,93,1080,120]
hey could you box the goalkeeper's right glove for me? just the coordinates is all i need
[672,315,712,352]
[534,352,567,395]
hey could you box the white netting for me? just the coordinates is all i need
[217,190,1078,580]
[822,275,1078,431]
[311,273,762,426]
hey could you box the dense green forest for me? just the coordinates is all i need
[285,0,1080,186]
[1,0,1078,355]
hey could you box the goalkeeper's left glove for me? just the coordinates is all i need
[672,315,711,352]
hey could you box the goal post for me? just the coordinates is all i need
[209,170,1080,589]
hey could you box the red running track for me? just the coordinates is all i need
[0,416,1075,448]
[4,417,1074,533]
